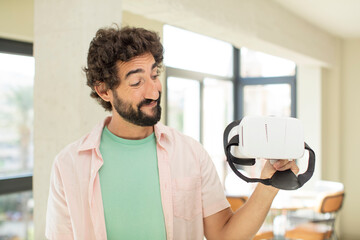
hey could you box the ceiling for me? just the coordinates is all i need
[274,0,360,39]
[122,0,360,39]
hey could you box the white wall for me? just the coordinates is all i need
[33,0,122,238]
[297,66,322,187]
[0,0,33,42]
[340,39,360,239]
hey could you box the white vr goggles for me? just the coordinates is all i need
[223,116,315,190]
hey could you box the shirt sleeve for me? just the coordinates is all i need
[199,147,230,218]
[45,156,74,240]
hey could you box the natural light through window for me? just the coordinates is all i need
[241,47,296,77]
[203,78,233,183]
[244,84,291,117]
[164,25,234,185]
[0,53,34,177]
[0,51,34,240]
[164,25,233,77]
[167,77,200,141]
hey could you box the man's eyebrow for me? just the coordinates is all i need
[124,62,158,80]
[125,68,144,80]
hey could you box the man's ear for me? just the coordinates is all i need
[94,82,112,102]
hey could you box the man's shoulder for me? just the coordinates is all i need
[55,118,106,162]
[55,133,91,161]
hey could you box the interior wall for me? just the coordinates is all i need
[33,0,122,238]
[0,0,34,42]
[339,39,360,240]
[296,66,322,187]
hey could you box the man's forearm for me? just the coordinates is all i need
[204,160,298,240]
[221,184,278,240]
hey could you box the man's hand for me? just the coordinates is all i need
[260,159,299,179]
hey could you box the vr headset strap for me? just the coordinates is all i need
[297,143,315,188]
[223,119,256,166]
[226,135,271,186]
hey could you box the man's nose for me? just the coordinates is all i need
[145,78,160,100]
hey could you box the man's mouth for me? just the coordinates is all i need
[143,100,157,108]
[139,96,160,109]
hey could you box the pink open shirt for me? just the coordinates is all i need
[45,117,230,240]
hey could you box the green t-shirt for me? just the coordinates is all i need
[99,126,166,239]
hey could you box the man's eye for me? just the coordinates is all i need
[151,74,159,80]
[130,81,141,87]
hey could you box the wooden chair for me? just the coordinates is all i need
[226,196,274,240]
[285,191,345,240]
[253,230,275,240]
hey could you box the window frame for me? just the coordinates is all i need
[0,38,33,195]
[165,47,297,140]
[165,63,235,144]
[237,48,297,118]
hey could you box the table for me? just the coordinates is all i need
[271,190,317,210]
[270,190,318,239]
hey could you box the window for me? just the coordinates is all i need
[243,84,292,117]
[0,38,34,240]
[167,77,200,141]
[240,47,296,78]
[164,25,234,183]
[164,25,233,77]
[239,47,296,118]
[203,78,234,183]
[163,26,297,192]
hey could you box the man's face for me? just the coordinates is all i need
[111,53,162,126]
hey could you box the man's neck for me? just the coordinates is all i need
[107,114,154,140]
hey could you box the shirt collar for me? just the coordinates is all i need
[154,122,169,148]
[78,117,169,152]
[78,116,111,152]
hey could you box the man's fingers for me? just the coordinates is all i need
[272,159,289,169]
[273,160,299,174]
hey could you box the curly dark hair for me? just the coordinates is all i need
[84,26,164,111]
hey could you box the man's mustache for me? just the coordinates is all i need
[138,92,161,108]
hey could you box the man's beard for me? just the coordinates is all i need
[112,91,162,127]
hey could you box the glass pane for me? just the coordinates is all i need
[0,53,34,177]
[0,191,33,240]
[203,78,233,184]
[243,84,291,117]
[167,77,200,141]
[164,25,233,77]
[241,47,296,77]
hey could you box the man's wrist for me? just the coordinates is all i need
[256,183,279,197]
